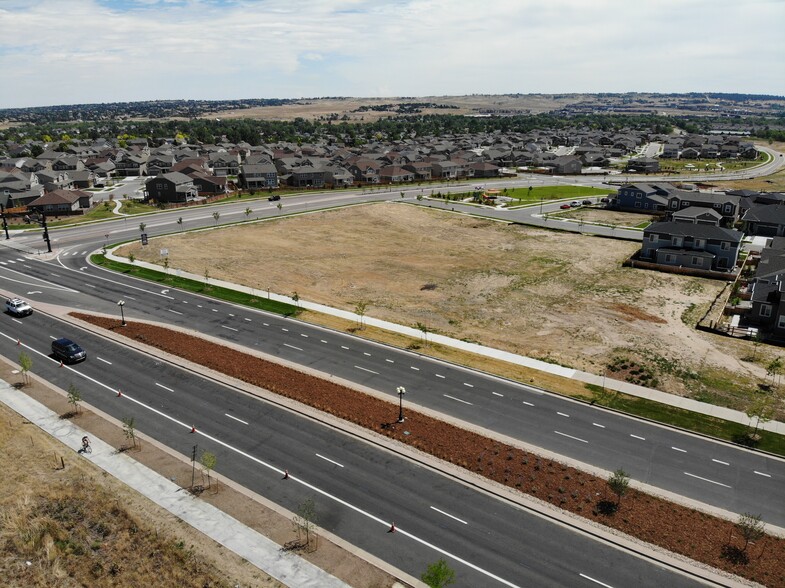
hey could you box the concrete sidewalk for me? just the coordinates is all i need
[107,247,785,436]
[0,378,349,588]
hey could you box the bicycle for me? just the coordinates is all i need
[79,436,92,454]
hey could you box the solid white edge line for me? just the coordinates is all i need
[225,413,249,425]
[430,506,468,525]
[315,453,345,468]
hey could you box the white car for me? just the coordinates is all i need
[5,298,33,317]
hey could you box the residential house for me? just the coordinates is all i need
[240,162,279,190]
[626,157,660,174]
[641,221,743,272]
[188,172,228,196]
[145,172,198,203]
[612,183,672,212]
[670,207,723,226]
[27,189,90,214]
[747,238,785,336]
[69,169,96,189]
[115,154,148,177]
[664,190,740,227]
[209,152,241,177]
[289,164,326,188]
[742,204,785,237]
[469,162,500,178]
[403,162,432,181]
[146,154,176,176]
[431,160,459,179]
[379,165,415,184]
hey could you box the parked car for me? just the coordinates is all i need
[268,194,281,201]
[5,298,33,317]
[582,199,593,205]
[559,204,571,210]
[51,338,87,364]
[570,201,581,207]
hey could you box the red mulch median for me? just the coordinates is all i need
[73,313,785,586]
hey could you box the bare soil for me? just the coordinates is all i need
[72,314,785,587]
[0,358,399,588]
[120,202,765,401]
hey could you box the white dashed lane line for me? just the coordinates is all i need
[263,322,269,326]
[301,333,309,338]
[211,309,219,312]
[168,309,183,315]
[671,447,687,453]
[155,382,174,393]
[492,392,503,397]
[554,431,588,443]
[523,401,534,407]
[244,318,252,322]
[316,454,345,468]
[341,345,350,350]
[630,434,646,441]
[463,382,474,388]
[443,394,473,405]
[592,423,605,428]
[281,328,289,332]
[410,366,420,371]
[321,340,328,344]
[385,359,394,363]
[97,357,112,365]
[225,413,249,425]
[712,459,729,465]
[557,412,569,418]
[435,374,445,379]
[684,472,731,488]
[363,352,371,356]
[430,506,467,525]
[222,325,238,332]
[754,471,772,478]
[283,343,303,351]
[355,366,379,375]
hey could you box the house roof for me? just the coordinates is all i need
[743,204,785,225]
[671,206,722,220]
[644,221,743,243]
[28,189,81,206]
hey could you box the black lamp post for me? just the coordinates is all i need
[0,204,9,240]
[117,300,126,326]
[396,386,406,423]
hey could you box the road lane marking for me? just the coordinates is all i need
[341,345,350,350]
[244,318,252,322]
[321,339,327,343]
[592,423,605,428]
[228,313,235,317]
[97,357,112,365]
[355,366,379,375]
[671,447,687,453]
[492,392,504,397]
[363,352,371,356]
[283,343,303,351]
[263,322,269,326]
[435,374,445,378]
[463,382,474,388]
[386,359,394,363]
[443,394,473,405]
[557,412,570,418]
[684,472,731,488]
[523,401,534,406]
[11,318,22,324]
[554,431,588,443]
[281,328,289,332]
[225,413,249,425]
[430,506,467,525]
[410,366,420,371]
[211,309,219,312]
[754,471,772,478]
[712,459,729,465]
[630,434,646,441]
[579,573,614,588]
[301,333,309,338]
[155,383,174,392]
[222,325,238,332]
[168,309,183,315]
[316,454,345,468]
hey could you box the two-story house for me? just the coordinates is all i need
[145,172,198,204]
[641,221,743,272]
[240,161,278,190]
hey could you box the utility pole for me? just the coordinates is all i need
[191,444,198,488]
[41,212,52,253]
[0,204,9,240]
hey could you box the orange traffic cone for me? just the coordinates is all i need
[190,425,196,433]
[117,390,122,397]
[388,522,396,533]
[59,360,64,368]
[16,339,20,346]
[283,469,289,480]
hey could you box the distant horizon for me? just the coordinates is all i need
[3,91,785,112]
[1,0,783,110]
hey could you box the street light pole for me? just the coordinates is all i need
[396,386,406,423]
[117,300,126,326]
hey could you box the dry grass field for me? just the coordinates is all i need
[121,202,769,401]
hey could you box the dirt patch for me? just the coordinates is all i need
[71,314,785,587]
[119,202,762,398]
[0,358,400,588]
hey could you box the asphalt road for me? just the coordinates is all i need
[0,310,705,588]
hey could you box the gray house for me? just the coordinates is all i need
[240,162,278,190]
[748,238,785,336]
[145,172,198,203]
[612,183,673,212]
[742,204,785,237]
[641,221,743,272]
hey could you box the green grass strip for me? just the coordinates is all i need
[90,254,300,317]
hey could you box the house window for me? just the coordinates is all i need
[714,203,721,208]
[635,202,641,208]
[648,234,657,242]
[671,200,678,208]
[760,305,772,318]
[691,257,703,266]
[779,315,785,329]
[694,239,705,248]
[665,254,676,263]
[672,236,683,247]
[683,201,690,207]
[724,204,732,213]
[636,193,642,199]
[721,241,730,251]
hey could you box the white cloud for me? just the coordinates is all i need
[0,0,782,108]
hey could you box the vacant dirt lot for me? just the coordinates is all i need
[121,202,764,397]
[550,207,659,226]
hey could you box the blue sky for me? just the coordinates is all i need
[0,0,783,109]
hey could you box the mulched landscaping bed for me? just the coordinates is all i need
[73,313,785,586]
